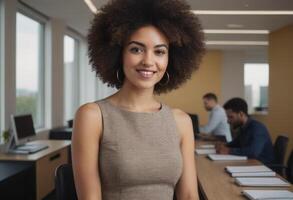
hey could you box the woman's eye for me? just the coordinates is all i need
[155,49,167,56]
[130,47,143,54]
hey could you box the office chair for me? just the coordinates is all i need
[269,149,293,183]
[286,150,293,183]
[55,164,78,200]
[268,135,289,175]
[274,135,289,165]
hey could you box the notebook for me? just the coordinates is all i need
[225,165,272,173]
[231,171,276,177]
[195,148,216,155]
[235,177,291,187]
[242,189,293,200]
[208,154,247,161]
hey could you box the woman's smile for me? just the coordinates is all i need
[136,69,157,79]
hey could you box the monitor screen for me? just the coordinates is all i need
[188,113,200,134]
[11,114,36,145]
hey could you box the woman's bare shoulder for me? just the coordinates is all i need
[171,108,191,124]
[74,102,103,137]
[171,108,193,140]
[76,102,101,119]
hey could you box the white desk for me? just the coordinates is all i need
[0,140,71,200]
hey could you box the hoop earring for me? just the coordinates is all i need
[159,72,170,86]
[116,69,122,83]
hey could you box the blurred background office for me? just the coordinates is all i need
[0,0,293,199]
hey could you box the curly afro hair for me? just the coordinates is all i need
[88,0,205,94]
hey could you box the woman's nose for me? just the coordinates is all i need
[141,52,154,67]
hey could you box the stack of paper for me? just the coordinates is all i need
[226,165,272,173]
[208,154,247,161]
[230,172,276,177]
[198,144,215,149]
[225,165,276,177]
[195,148,216,155]
[242,189,293,200]
[235,177,291,187]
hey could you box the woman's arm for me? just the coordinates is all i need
[72,103,103,200]
[173,109,199,200]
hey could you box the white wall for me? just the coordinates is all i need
[2,0,17,131]
[221,50,245,104]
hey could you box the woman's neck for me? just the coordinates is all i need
[108,83,160,112]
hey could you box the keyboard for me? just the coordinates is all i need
[10,144,49,154]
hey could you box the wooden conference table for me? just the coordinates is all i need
[195,140,293,200]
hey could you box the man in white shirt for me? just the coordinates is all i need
[200,93,232,142]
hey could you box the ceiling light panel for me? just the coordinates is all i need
[205,41,269,45]
[193,10,293,15]
[204,30,269,34]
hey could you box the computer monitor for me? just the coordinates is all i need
[10,114,36,146]
[188,113,200,135]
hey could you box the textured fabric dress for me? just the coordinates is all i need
[96,99,183,200]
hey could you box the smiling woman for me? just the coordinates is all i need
[87,0,205,94]
[122,26,169,91]
[72,0,205,200]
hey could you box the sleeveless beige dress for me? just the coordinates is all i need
[97,99,183,200]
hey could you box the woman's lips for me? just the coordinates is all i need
[136,69,156,78]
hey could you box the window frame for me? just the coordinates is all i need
[0,0,4,140]
[16,4,47,129]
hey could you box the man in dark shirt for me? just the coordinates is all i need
[216,98,275,164]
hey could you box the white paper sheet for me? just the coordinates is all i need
[242,189,293,200]
[235,177,291,187]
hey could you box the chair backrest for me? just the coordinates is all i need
[274,135,289,165]
[55,164,78,200]
[286,150,293,184]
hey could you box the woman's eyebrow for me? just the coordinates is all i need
[127,41,145,47]
[127,41,168,49]
[154,44,169,49]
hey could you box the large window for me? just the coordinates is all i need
[64,35,79,122]
[16,12,45,128]
[244,63,269,114]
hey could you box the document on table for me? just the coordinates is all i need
[195,148,216,155]
[231,171,276,177]
[242,189,293,200]
[198,144,215,149]
[225,165,276,177]
[225,165,272,173]
[208,154,247,161]
[235,177,291,187]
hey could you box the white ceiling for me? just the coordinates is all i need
[22,0,293,51]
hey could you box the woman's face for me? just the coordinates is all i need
[122,25,169,91]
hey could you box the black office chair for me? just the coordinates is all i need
[286,150,293,183]
[269,135,289,175]
[55,164,78,200]
[274,135,289,165]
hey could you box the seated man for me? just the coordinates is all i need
[216,97,275,164]
[200,93,232,142]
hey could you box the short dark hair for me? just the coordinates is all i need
[88,0,205,94]
[223,98,248,115]
[203,93,218,102]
